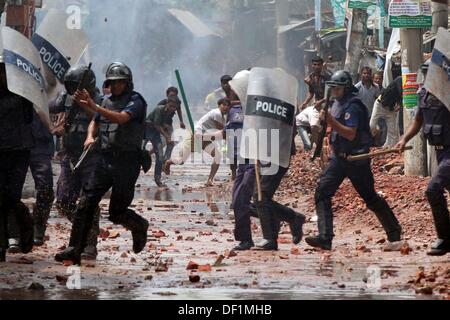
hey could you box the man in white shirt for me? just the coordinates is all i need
[164,98,231,186]
[355,67,381,117]
[296,105,322,152]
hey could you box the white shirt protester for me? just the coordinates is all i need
[296,106,321,128]
[355,81,381,117]
[195,108,226,135]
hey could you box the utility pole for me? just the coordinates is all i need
[428,0,448,176]
[401,28,427,176]
[344,8,368,81]
[431,0,449,34]
[276,0,289,70]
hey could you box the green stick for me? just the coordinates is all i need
[175,69,195,134]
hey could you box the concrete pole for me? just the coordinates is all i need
[276,0,289,70]
[431,0,449,34]
[428,0,448,176]
[401,29,427,177]
[344,8,369,81]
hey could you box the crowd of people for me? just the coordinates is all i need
[1,50,449,266]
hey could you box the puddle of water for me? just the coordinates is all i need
[0,287,433,300]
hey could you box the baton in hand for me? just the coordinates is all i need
[347,146,413,162]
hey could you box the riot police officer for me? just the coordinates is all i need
[396,62,450,256]
[29,110,55,247]
[7,108,54,251]
[55,62,149,265]
[256,137,306,251]
[50,65,102,259]
[305,71,402,251]
[0,62,35,262]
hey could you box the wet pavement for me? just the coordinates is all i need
[1,152,449,300]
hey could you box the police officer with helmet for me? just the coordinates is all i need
[396,61,450,256]
[0,62,35,262]
[305,70,402,251]
[50,65,103,260]
[55,62,149,264]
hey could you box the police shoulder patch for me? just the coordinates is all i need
[345,112,351,120]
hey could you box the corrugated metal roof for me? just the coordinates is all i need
[278,17,315,34]
[168,9,222,38]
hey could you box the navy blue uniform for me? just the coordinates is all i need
[257,136,304,243]
[50,92,101,220]
[229,105,253,243]
[232,163,256,242]
[27,111,55,243]
[417,89,450,243]
[65,90,148,257]
[314,93,401,243]
[50,91,103,253]
[254,128,305,246]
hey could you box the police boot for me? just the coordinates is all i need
[81,207,100,261]
[368,197,402,243]
[8,203,35,254]
[305,199,333,250]
[114,210,149,254]
[233,240,255,251]
[290,213,306,245]
[255,202,278,251]
[426,191,450,256]
[16,203,35,254]
[55,207,93,265]
[33,189,54,246]
[272,203,306,245]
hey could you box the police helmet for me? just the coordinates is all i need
[64,65,96,95]
[326,70,354,88]
[105,62,133,82]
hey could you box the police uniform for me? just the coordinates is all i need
[7,110,54,250]
[226,104,244,166]
[229,104,256,249]
[0,90,35,261]
[55,63,149,264]
[417,89,450,254]
[307,89,402,250]
[256,134,305,250]
[50,90,102,256]
[28,110,55,246]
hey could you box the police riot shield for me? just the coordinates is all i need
[241,68,298,169]
[0,27,49,116]
[229,69,250,107]
[424,27,450,111]
[32,9,88,98]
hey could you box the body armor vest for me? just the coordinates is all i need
[99,92,146,152]
[330,95,373,155]
[419,88,450,147]
[62,92,102,157]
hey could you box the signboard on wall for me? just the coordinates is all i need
[388,0,432,28]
